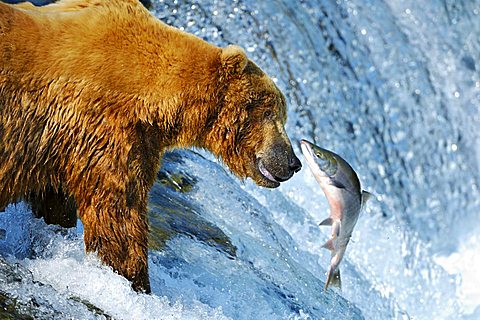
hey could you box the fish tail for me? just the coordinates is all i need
[324,268,342,290]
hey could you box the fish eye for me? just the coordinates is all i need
[315,151,325,159]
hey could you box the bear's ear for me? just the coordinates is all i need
[221,45,248,75]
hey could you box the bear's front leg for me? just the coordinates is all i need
[78,191,151,293]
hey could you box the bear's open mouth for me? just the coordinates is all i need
[258,159,281,185]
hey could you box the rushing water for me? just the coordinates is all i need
[1,0,479,319]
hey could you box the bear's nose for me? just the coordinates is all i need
[289,154,302,173]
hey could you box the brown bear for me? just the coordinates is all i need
[0,0,301,293]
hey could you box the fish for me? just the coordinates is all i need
[300,139,371,290]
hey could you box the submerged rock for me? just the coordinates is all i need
[150,151,237,257]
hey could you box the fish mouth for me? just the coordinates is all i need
[300,139,314,156]
[300,140,316,166]
[300,139,333,181]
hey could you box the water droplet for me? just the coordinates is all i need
[451,144,458,152]
[361,29,367,35]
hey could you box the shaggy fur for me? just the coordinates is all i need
[0,0,301,292]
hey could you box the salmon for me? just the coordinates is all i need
[301,139,371,289]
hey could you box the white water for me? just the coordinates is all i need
[1,0,479,319]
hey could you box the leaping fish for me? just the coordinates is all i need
[300,139,371,290]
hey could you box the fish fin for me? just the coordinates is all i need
[361,191,374,208]
[321,239,335,251]
[319,217,333,226]
[325,268,342,290]
[330,180,346,189]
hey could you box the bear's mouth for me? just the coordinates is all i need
[257,159,281,188]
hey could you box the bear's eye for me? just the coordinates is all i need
[246,103,255,111]
[263,110,273,119]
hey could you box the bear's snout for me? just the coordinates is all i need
[257,143,302,187]
[289,153,302,173]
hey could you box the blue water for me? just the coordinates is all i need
[1,0,479,319]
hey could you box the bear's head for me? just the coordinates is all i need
[204,45,302,188]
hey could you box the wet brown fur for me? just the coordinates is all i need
[0,0,299,292]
